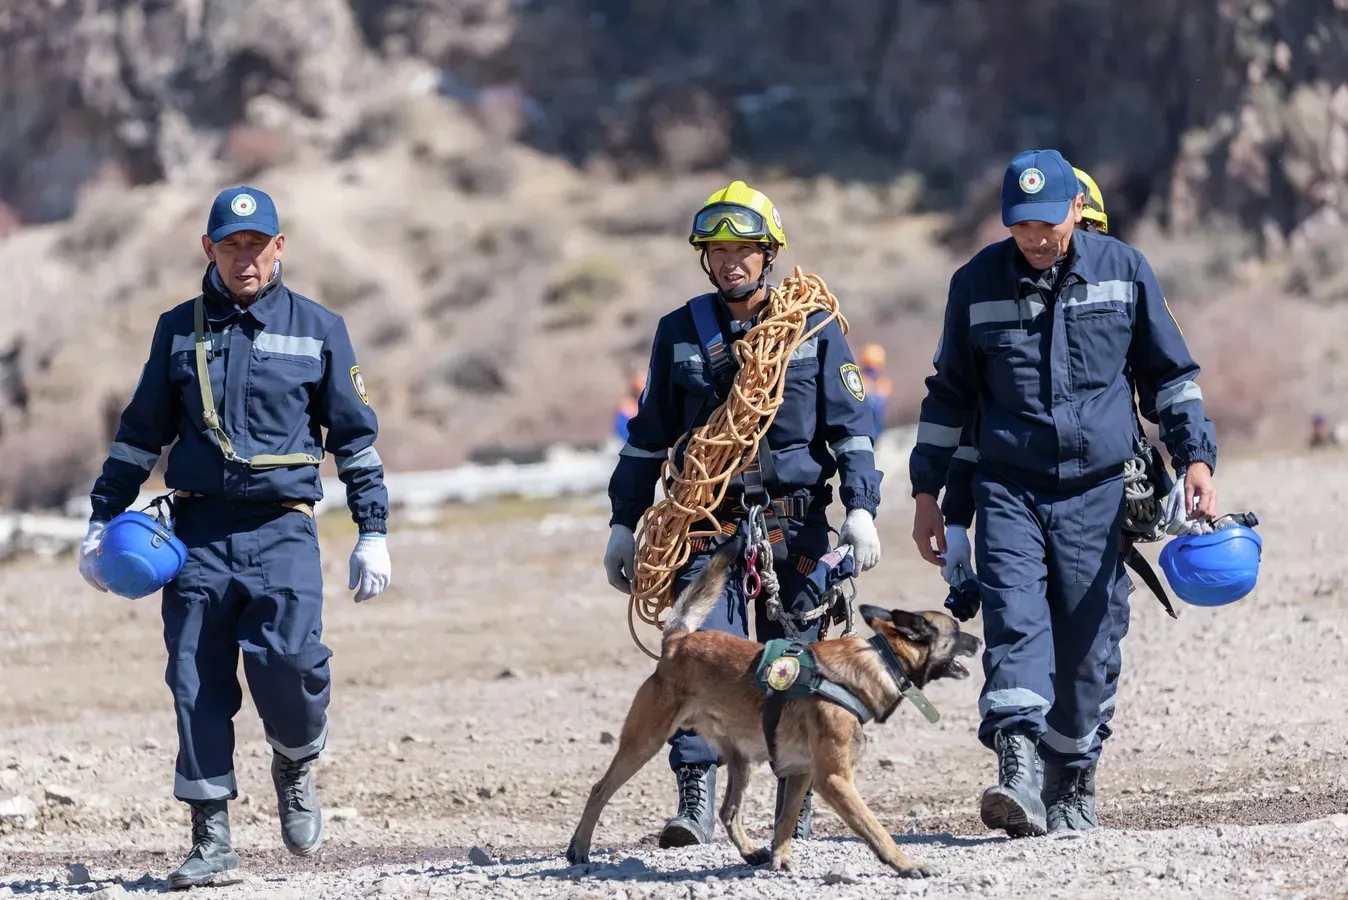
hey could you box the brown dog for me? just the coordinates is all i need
[567,546,981,878]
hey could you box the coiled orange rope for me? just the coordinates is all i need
[627,267,849,658]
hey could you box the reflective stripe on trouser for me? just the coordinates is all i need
[667,513,832,771]
[974,471,1125,770]
[1095,561,1132,747]
[163,498,332,803]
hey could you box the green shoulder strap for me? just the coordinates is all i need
[193,294,323,470]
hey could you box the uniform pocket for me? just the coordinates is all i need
[770,355,818,445]
[976,328,1043,413]
[1067,304,1130,390]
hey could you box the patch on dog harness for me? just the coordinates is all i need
[755,640,818,699]
[765,655,801,692]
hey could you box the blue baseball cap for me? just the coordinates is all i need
[206,186,280,242]
[1001,150,1080,227]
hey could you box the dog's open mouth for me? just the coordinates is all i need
[947,658,970,679]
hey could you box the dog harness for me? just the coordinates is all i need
[755,636,941,775]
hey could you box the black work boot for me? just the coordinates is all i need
[167,800,242,890]
[658,763,717,848]
[1043,761,1098,833]
[272,752,323,857]
[979,730,1047,838]
[773,778,813,840]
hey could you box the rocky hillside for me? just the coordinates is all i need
[1,0,1346,508]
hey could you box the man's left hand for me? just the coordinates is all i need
[841,508,881,572]
[349,533,391,602]
[1184,462,1218,521]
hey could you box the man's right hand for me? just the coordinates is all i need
[912,493,947,567]
[603,525,636,594]
[78,520,108,593]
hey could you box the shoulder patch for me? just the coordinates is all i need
[350,365,369,405]
[840,363,866,402]
[1162,296,1183,336]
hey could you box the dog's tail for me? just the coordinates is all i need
[661,544,737,652]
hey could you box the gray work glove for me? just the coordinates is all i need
[840,508,881,572]
[604,525,636,593]
[348,533,391,602]
[940,525,974,586]
[78,520,108,593]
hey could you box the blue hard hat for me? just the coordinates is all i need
[94,511,188,599]
[1159,525,1262,607]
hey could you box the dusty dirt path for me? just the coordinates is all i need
[2,452,1347,898]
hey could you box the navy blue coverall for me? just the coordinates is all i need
[910,230,1216,769]
[89,264,388,803]
[610,292,883,769]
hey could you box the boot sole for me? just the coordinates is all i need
[980,790,1047,838]
[658,821,710,849]
[167,868,244,890]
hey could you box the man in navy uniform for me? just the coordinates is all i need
[603,180,883,848]
[909,151,1218,837]
[78,186,393,888]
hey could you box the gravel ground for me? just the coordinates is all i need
[2,452,1347,898]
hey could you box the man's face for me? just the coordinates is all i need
[202,230,285,299]
[704,241,767,295]
[1009,194,1084,270]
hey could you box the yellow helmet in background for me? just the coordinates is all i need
[1073,167,1108,234]
[689,180,787,250]
[859,343,887,370]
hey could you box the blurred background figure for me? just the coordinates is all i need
[1309,413,1336,450]
[0,336,30,437]
[612,370,647,442]
[858,343,891,440]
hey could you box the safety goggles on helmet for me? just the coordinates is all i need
[690,203,772,244]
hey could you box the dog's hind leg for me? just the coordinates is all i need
[567,677,680,866]
[717,751,765,865]
[812,762,938,879]
[768,773,812,872]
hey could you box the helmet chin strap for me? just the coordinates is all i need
[700,247,776,303]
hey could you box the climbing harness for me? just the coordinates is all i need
[1121,437,1173,543]
[1118,382,1182,616]
[626,268,847,658]
[744,503,859,644]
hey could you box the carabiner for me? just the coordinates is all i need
[742,543,762,599]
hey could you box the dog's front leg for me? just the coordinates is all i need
[813,769,938,879]
[567,678,676,866]
[769,772,812,871]
[717,752,767,865]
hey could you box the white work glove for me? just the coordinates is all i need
[604,525,636,593]
[1162,475,1214,536]
[78,520,108,593]
[348,533,391,602]
[941,525,975,586]
[840,508,881,573]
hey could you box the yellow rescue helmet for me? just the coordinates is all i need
[859,343,887,370]
[1073,167,1108,234]
[688,180,787,250]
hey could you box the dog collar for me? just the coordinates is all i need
[867,634,941,725]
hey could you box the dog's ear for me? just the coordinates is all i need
[859,604,892,627]
[887,609,938,644]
